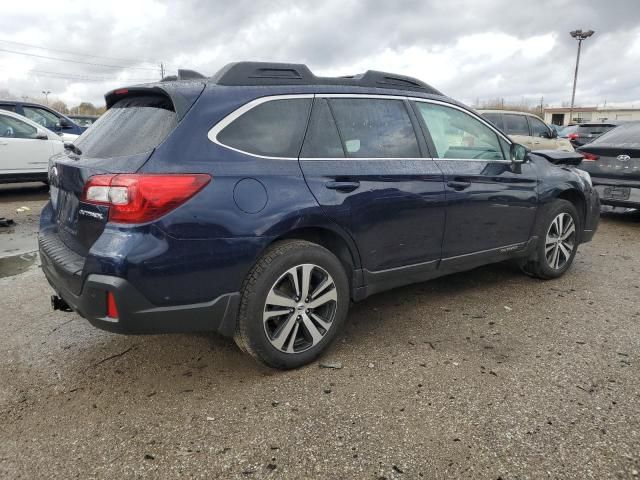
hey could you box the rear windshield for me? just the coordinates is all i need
[591,122,640,146]
[74,95,177,158]
[576,124,616,135]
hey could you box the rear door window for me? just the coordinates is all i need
[217,98,312,158]
[329,98,420,158]
[0,104,16,112]
[503,114,530,136]
[300,99,345,158]
[74,95,178,158]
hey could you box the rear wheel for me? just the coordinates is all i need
[234,240,349,369]
[521,199,580,279]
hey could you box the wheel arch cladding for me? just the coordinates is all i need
[557,189,586,230]
[275,227,360,290]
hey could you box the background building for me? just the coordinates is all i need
[544,106,640,126]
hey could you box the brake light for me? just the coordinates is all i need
[107,292,119,319]
[567,133,580,140]
[114,88,129,95]
[82,174,211,223]
[581,152,599,161]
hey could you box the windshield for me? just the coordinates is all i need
[558,125,577,137]
[74,95,177,158]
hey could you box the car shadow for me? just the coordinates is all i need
[599,207,640,225]
[0,182,49,202]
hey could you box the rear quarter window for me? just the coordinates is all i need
[216,98,312,158]
[329,98,420,158]
[74,95,178,158]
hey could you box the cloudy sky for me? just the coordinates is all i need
[1,0,639,109]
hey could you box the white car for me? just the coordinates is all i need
[0,109,64,184]
[478,110,574,152]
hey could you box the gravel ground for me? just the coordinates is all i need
[0,183,639,479]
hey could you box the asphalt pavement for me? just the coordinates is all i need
[0,182,639,479]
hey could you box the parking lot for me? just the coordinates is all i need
[0,183,639,479]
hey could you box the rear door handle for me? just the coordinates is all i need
[325,181,360,192]
[447,180,472,191]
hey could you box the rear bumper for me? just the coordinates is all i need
[40,246,240,336]
[581,186,600,243]
[593,181,640,208]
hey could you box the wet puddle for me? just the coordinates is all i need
[0,252,38,278]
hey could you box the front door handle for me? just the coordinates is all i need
[447,180,472,191]
[325,181,360,192]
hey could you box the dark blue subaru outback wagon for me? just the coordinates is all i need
[40,62,599,368]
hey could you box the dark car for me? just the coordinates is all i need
[577,121,640,208]
[68,115,99,128]
[0,100,86,136]
[567,122,620,148]
[39,62,600,369]
[558,124,578,138]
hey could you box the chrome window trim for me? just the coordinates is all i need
[299,157,434,161]
[315,93,408,101]
[207,92,513,160]
[434,158,512,164]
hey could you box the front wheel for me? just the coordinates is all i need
[234,240,350,369]
[521,199,580,279]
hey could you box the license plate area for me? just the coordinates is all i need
[56,189,80,235]
[602,186,630,200]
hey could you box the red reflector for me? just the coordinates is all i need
[107,292,119,319]
[81,174,211,223]
[567,133,580,140]
[114,88,129,95]
[581,152,599,161]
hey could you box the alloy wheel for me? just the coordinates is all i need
[263,264,338,354]
[545,212,576,270]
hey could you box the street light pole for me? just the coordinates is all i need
[42,90,51,106]
[568,29,594,125]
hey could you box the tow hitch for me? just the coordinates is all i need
[51,295,73,312]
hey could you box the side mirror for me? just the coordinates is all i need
[35,129,48,140]
[510,143,527,164]
[59,117,71,128]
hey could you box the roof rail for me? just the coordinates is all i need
[211,61,442,95]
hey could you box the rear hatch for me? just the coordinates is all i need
[578,122,640,183]
[48,83,205,257]
[572,123,617,146]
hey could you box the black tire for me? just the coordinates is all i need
[234,240,350,369]
[521,199,581,279]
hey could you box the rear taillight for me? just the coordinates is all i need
[106,292,119,319]
[567,133,580,140]
[82,174,211,223]
[581,152,599,161]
